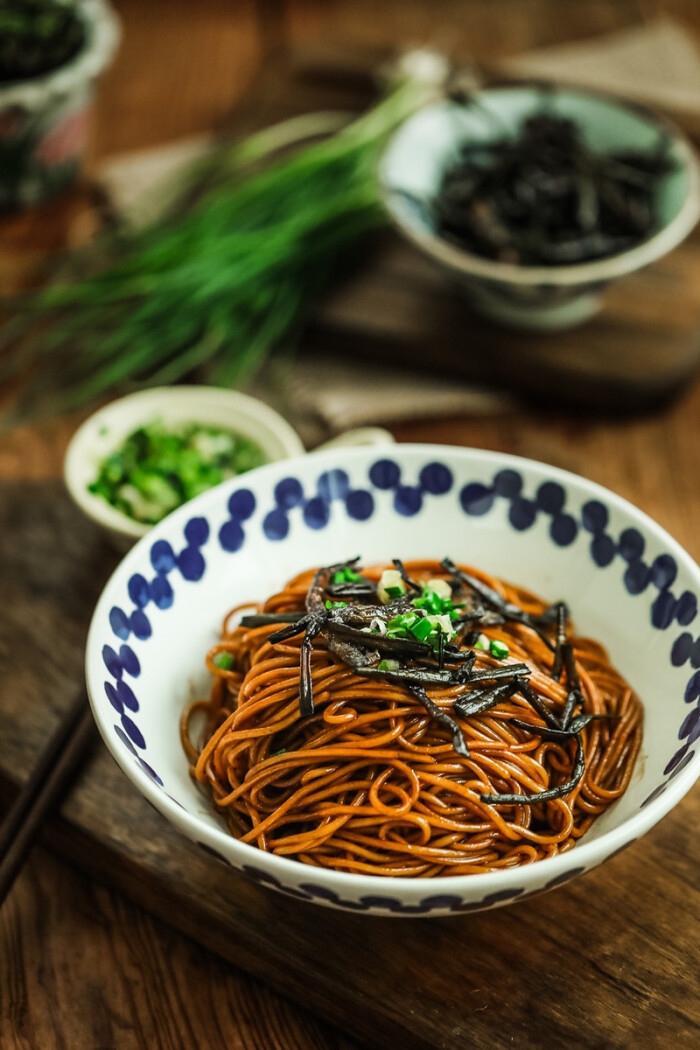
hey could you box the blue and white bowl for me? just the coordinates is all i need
[85,445,700,916]
[379,86,700,330]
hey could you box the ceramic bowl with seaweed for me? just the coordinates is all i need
[85,444,700,916]
[379,85,700,330]
[0,0,120,211]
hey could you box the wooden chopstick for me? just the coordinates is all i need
[0,690,96,907]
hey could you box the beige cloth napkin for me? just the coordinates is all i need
[93,17,700,435]
[505,17,700,137]
[249,357,512,446]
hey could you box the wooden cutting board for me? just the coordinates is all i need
[1,478,699,1050]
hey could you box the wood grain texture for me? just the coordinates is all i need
[0,847,358,1050]
[1,1,700,1049]
[0,478,698,1050]
[310,232,700,410]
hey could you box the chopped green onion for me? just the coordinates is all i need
[378,569,406,604]
[473,633,490,651]
[410,617,433,642]
[377,659,400,672]
[213,652,234,670]
[426,613,455,638]
[387,613,419,631]
[325,600,348,609]
[272,748,287,756]
[412,582,462,617]
[87,419,267,525]
[414,592,441,614]
[332,567,363,584]
[490,639,510,659]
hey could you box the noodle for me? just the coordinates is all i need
[181,560,643,878]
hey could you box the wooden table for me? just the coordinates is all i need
[2,2,700,1049]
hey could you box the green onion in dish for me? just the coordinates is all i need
[490,639,510,660]
[213,652,234,670]
[88,419,268,524]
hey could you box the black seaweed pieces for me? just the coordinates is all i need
[409,685,470,759]
[453,680,521,719]
[548,602,569,680]
[435,108,676,266]
[442,558,555,651]
[392,558,422,593]
[481,732,586,806]
[509,711,607,741]
[240,612,306,628]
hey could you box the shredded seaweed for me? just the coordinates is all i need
[409,685,470,759]
[441,557,555,651]
[240,612,306,628]
[510,711,608,741]
[392,558,422,593]
[258,557,575,776]
[453,680,520,719]
[549,602,569,680]
[481,733,586,805]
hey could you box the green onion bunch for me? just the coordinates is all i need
[0,51,447,426]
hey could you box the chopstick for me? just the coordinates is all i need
[0,690,96,907]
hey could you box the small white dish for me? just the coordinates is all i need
[85,443,700,915]
[379,85,700,329]
[64,386,303,550]
[64,386,393,550]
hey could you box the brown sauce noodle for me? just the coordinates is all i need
[181,561,642,878]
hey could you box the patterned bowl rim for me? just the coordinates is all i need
[85,444,700,898]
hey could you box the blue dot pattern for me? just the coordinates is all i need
[219,489,255,551]
[394,485,422,517]
[100,456,698,910]
[106,516,210,763]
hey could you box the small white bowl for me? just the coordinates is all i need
[85,444,700,916]
[379,85,700,329]
[64,386,305,550]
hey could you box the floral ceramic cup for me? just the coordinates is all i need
[0,0,120,211]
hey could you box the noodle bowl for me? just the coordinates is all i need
[182,559,642,878]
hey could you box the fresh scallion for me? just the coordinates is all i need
[213,652,234,670]
[0,50,448,426]
[410,617,433,642]
[490,639,510,660]
[332,567,363,584]
[88,419,267,525]
[377,568,407,604]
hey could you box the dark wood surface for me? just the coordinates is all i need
[1,467,699,1050]
[2,2,700,1049]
